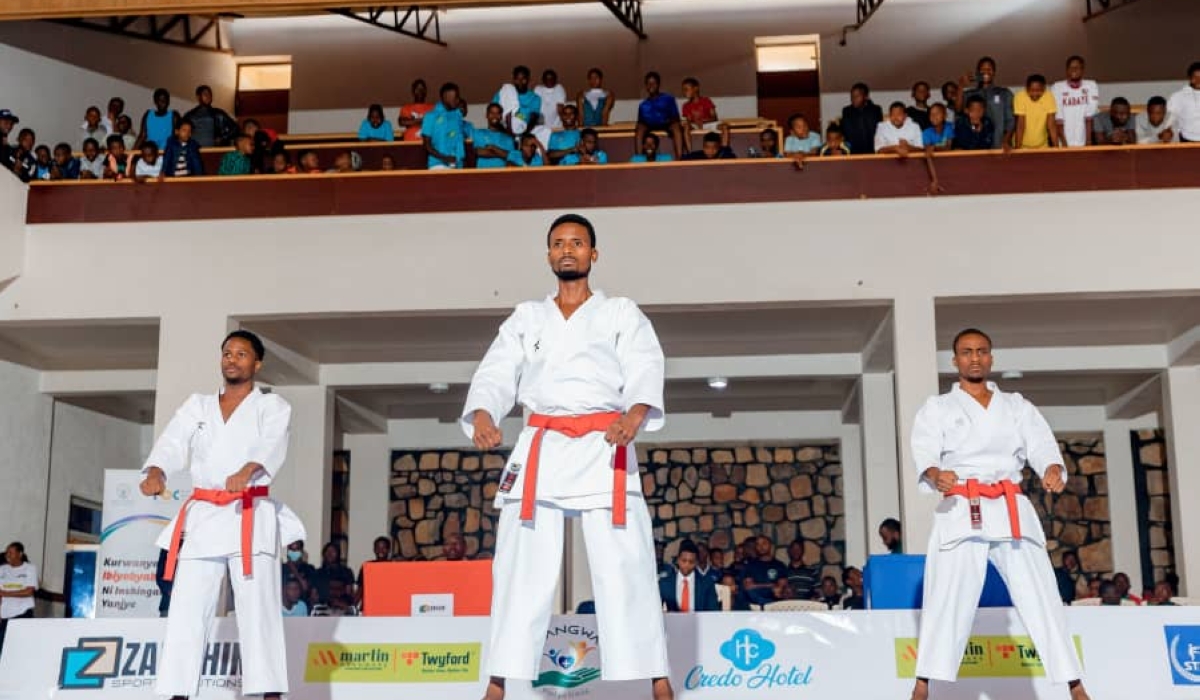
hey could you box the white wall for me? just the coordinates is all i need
[0,360,53,577]
[0,164,27,285]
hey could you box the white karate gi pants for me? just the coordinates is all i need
[916,537,1082,684]
[487,497,669,681]
[157,553,287,697]
[496,84,554,149]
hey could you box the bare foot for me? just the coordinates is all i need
[652,676,674,700]
[910,678,929,700]
[482,676,505,700]
[1069,680,1091,700]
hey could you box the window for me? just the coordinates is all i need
[755,36,820,73]
[237,63,292,91]
[68,496,102,544]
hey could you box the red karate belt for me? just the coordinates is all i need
[163,486,270,582]
[521,412,629,526]
[944,478,1023,540]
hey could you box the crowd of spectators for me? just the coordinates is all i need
[1054,549,1180,607]
[1,57,1197,184]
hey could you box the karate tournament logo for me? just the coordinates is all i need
[684,629,813,691]
[59,636,241,690]
[1164,626,1200,685]
[304,643,480,683]
[534,622,601,694]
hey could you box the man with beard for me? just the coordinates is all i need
[907,329,1089,700]
[464,214,673,700]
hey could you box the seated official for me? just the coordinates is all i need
[660,539,720,612]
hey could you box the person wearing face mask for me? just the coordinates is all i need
[281,540,317,604]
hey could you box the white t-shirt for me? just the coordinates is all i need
[1050,79,1100,147]
[136,157,163,178]
[0,562,38,619]
[874,118,925,150]
[534,84,568,130]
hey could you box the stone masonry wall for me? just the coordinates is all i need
[1132,429,1175,586]
[1027,435,1113,577]
[389,449,506,561]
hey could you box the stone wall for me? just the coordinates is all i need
[1028,435,1113,576]
[389,449,506,561]
[1132,429,1175,586]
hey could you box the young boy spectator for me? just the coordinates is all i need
[558,128,607,165]
[1051,55,1100,148]
[819,124,851,156]
[399,79,436,142]
[546,104,582,164]
[683,130,736,160]
[958,56,1013,148]
[103,135,131,180]
[80,106,109,149]
[0,109,17,149]
[494,65,542,137]
[422,82,467,170]
[51,143,80,180]
[753,128,782,158]
[783,114,822,156]
[103,97,125,134]
[358,103,395,142]
[922,104,955,151]
[841,82,883,155]
[506,133,545,167]
[630,133,673,162]
[282,579,309,618]
[577,67,614,127]
[78,138,106,179]
[298,150,321,174]
[1093,97,1137,145]
[1167,61,1200,143]
[636,71,687,160]
[907,81,933,130]
[1136,96,1177,144]
[272,151,297,175]
[953,95,995,150]
[162,119,203,177]
[1014,74,1058,149]
[874,101,924,154]
[681,77,719,132]
[534,68,568,130]
[473,103,515,169]
[33,145,53,181]
[134,142,163,181]
[183,85,236,147]
[219,133,255,175]
[941,81,959,124]
[136,87,181,151]
[4,127,37,182]
[379,154,396,171]
[115,114,137,151]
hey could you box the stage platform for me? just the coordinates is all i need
[2,607,1198,699]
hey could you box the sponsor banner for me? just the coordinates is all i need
[894,635,1084,678]
[96,470,190,618]
[2,608,1200,699]
[412,593,454,617]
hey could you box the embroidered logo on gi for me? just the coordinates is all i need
[498,463,521,494]
[1165,626,1200,685]
[533,339,541,352]
[534,622,601,693]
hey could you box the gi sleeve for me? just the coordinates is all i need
[1016,393,1064,479]
[461,308,524,438]
[617,300,666,432]
[248,394,292,478]
[142,394,203,477]
[910,396,943,495]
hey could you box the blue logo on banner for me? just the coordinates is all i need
[59,638,123,690]
[720,629,776,671]
[1165,626,1200,685]
[686,629,813,691]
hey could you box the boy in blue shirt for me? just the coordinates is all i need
[558,128,608,165]
[547,104,581,164]
[636,71,686,160]
[422,82,467,170]
[630,133,673,162]
[506,134,545,167]
[922,103,955,151]
[472,103,515,169]
[357,104,394,141]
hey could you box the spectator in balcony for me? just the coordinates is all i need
[399,79,436,142]
[298,150,321,174]
[708,548,727,580]
[1136,96,1177,144]
[958,56,1014,148]
[1092,97,1137,145]
[742,535,787,606]
[80,106,109,150]
[1054,550,1086,603]
[696,542,719,585]
[51,143,80,180]
[134,142,163,182]
[442,533,467,561]
[941,81,959,124]
[495,65,542,137]
[1150,581,1178,606]
[115,114,138,151]
[874,101,924,155]
[922,104,955,152]
[473,103,515,169]
[636,71,686,160]
[784,114,822,156]
[356,536,393,609]
[841,82,883,155]
[534,68,568,130]
[1086,577,1102,599]
[953,95,994,150]
[817,575,843,609]
[1014,74,1057,150]
[102,97,124,134]
[103,135,130,180]
[772,577,797,602]
[4,128,36,182]
[785,539,820,600]
[357,103,395,142]
[1099,580,1121,606]
[272,151,297,175]
[683,130,735,160]
[79,138,106,179]
[547,104,581,164]
[1051,55,1100,149]
[751,128,781,158]
[819,123,851,157]
[379,154,395,171]
[219,134,255,176]
[908,81,934,130]
[330,151,362,174]
[423,82,467,170]
[282,541,318,603]
[0,109,16,155]
[720,572,751,611]
[184,85,235,147]
[1112,572,1142,604]
[842,567,865,610]
[630,133,673,162]
[578,67,615,128]
[281,578,308,618]
[1168,61,1200,142]
[33,145,53,181]
[661,540,719,613]
[681,77,719,137]
[506,133,545,167]
[559,128,608,165]
[162,119,203,177]
[136,88,180,151]
[312,542,355,605]
[879,518,903,554]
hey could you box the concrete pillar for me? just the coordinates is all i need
[271,385,335,552]
[1162,367,1200,595]
[1102,420,1143,591]
[839,423,866,568]
[860,372,901,556]
[152,311,232,435]
[344,432,390,571]
[892,295,941,553]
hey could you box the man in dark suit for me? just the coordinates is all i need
[660,539,720,612]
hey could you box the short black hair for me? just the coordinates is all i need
[412,78,426,90]
[547,213,596,247]
[5,541,28,563]
[880,518,901,533]
[153,87,170,101]
[178,117,194,130]
[678,539,699,557]
[542,68,557,81]
[1066,55,1085,68]
[644,132,660,146]
[965,94,987,109]
[682,77,699,88]
[787,113,807,128]
[889,101,906,112]
[912,81,930,91]
[1190,61,1200,77]
[487,102,502,112]
[1111,96,1131,108]
[196,84,212,96]
[952,328,992,353]
[440,82,459,97]
[106,134,123,148]
[825,123,843,137]
[83,137,100,150]
[53,142,72,153]
[645,71,661,83]
[930,103,947,114]
[851,82,870,95]
[367,103,384,117]
[223,330,266,361]
[588,67,603,79]
[1148,95,1167,108]
[580,128,598,140]
[1027,74,1047,87]
[513,65,531,79]
[1099,580,1118,595]
[702,131,722,145]
[822,575,838,585]
[34,144,50,155]
[977,56,996,71]
[374,536,391,548]
[760,128,778,139]
[842,566,860,585]
[85,105,101,115]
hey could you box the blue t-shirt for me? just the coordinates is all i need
[784,133,822,154]
[922,123,955,149]
[548,129,580,153]
[559,150,608,165]
[472,127,514,169]
[506,151,543,167]
[630,153,674,163]
[638,93,680,127]
[282,601,308,618]
[420,103,466,168]
[358,119,394,142]
[494,89,542,124]
[144,109,175,150]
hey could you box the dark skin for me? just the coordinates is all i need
[1014,81,1057,151]
[0,546,34,600]
[423,88,462,167]
[575,70,615,126]
[506,136,545,167]
[547,106,581,162]
[639,135,661,160]
[135,92,180,150]
[1058,58,1093,147]
[475,105,513,161]
[1094,102,1133,145]
[634,74,686,160]
[400,81,431,130]
[742,536,779,594]
[476,222,671,700]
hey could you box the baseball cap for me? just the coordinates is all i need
[0,109,18,123]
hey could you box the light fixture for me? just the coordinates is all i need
[707,376,729,390]
[428,382,450,394]
[1000,370,1024,380]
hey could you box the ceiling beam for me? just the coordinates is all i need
[597,0,644,39]
[39,369,157,395]
[839,0,887,46]
[0,0,588,21]
[1083,0,1144,21]
[935,344,1168,374]
[327,5,446,47]
[50,14,230,52]
[1106,373,1162,420]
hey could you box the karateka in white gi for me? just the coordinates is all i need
[140,330,302,700]
[909,328,1090,700]
[464,213,674,700]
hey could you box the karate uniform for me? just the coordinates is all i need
[462,290,670,682]
[910,382,1082,684]
[144,386,301,698]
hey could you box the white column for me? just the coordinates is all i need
[1102,420,1143,591]
[270,385,335,551]
[1162,367,1200,595]
[344,432,390,571]
[839,423,866,567]
[892,295,941,553]
[152,311,232,435]
[860,372,900,556]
